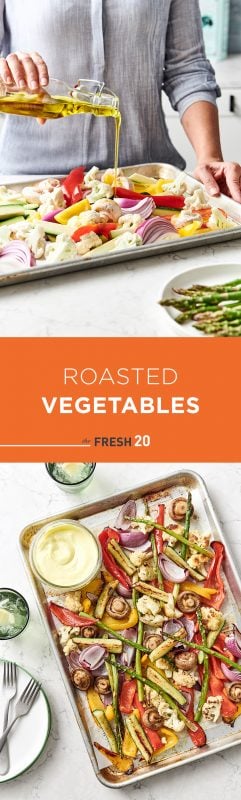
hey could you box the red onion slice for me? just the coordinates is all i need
[42,208,64,221]
[137,217,175,244]
[159,554,189,583]
[119,627,137,667]
[163,616,195,643]
[119,530,150,548]
[117,584,132,598]
[221,663,241,682]
[115,500,136,531]
[225,626,241,659]
[74,645,106,671]
[121,197,155,219]
[100,692,113,706]
[0,241,36,268]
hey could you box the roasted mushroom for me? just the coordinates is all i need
[227,682,241,703]
[81,625,98,639]
[176,592,200,614]
[94,676,111,696]
[144,633,163,651]
[169,497,194,522]
[174,651,198,671]
[106,596,129,619]
[142,706,163,730]
[71,668,92,691]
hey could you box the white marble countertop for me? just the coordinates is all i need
[0,237,241,337]
[1,461,241,799]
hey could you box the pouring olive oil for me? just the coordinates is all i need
[0,78,121,179]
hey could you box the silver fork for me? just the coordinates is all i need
[0,662,17,775]
[0,677,41,754]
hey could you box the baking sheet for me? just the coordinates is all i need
[2,163,241,288]
[19,470,241,787]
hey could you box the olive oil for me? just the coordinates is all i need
[0,92,121,179]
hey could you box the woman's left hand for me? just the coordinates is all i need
[193,161,241,203]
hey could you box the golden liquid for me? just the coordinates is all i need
[0,93,121,181]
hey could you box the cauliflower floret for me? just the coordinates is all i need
[112,232,142,250]
[0,185,26,204]
[140,613,164,626]
[147,690,185,732]
[188,530,211,549]
[36,178,62,193]
[21,187,42,204]
[184,187,209,210]
[173,669,197,688]
[207,207,237,231]
[201,606,224,632]
[38,187,66,216]
[87,180,113,203]
[45,234,78,263]
[58,625,71,646]
[117,213,142,231]
[64,593,83,613]
[202,696,222,723]
[155,658,173,678]
[101,168,130,189]
[187,553,209,575]
[58,625,80,655]
[164,594,175,619]
[10,221,46,258]
[67,211,101,235]
[84,166,100,185]
[129,551,149,567]
[162,524,183,548]
[137,595,161,617]
[172,210,202,231]
[162,176,189,196]
[138,564,156,582]
[63,639,78,656]
[76,232,102,256]
[92,198,122,222]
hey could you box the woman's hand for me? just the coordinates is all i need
[193,161,241,204]
[0,51,49,91]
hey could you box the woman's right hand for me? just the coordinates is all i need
[0,51,49,91]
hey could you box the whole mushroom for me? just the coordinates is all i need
[71,668,92,690]
[168,497,194,522]
[176,592,200,614]
[142,706,163,730]
[94,676,111,696]
[106,596,130,619]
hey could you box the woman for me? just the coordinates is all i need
[0,0,240,201]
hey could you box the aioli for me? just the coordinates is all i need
[33,521,99,587]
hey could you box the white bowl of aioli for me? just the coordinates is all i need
[30,519,101,593]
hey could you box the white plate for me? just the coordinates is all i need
[0,660,51,783]
[160,262,241,336]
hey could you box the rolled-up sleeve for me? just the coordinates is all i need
[163,0,221,117]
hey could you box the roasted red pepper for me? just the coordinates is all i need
[72,222,117,242]
[182,688,206,747]
[119,679,137,714]
[204,541,225,609]
[62,167,85,204]
[154,503,165,554]
[99,527,131,589]
[209,674,237,722]
[134,694,164,751]
[49,602,95,628]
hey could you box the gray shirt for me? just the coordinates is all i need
[0,0,220,174]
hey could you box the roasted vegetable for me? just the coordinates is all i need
[168,495,194,523]
[94,580,118,619]
[142,706,163,731]
[147,665,187,706]
[176,592,200,613]
[174,651,198,671]
[72,668,92,690]
[105,595,130,620]
[163,545,204,582]
[72,637,122,653]
[125,712,153,762]
[107,539,136,577]
[94,742,133,773]
[94,676,111,696]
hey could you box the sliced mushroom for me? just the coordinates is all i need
[105,596,130,619]
[144,633,163,651]
[71,668,92,691]
[174,651,198,671]
[142,706,163,730]
[94,676,111,696]
[169,497,194,522]
[176,592,200,614]
[227,682,241,703]
[81,625,98,638]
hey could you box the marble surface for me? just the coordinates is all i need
[0,461,241,799]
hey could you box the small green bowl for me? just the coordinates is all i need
[45,462,96,494]
[0,588,29,640]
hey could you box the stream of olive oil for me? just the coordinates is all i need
[0,93,121,181]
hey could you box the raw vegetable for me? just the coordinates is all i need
[61,167,85,204]
[72,222,117,241]
[0,241,36,268]
[55,198,90,223]
[160,280,241,337]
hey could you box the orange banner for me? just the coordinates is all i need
[0,337,239,461]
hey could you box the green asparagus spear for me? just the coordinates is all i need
[180,491,192,560]
[194,609,209,722]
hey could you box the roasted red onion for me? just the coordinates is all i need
[117,584,132,599]
[119,530,150,548]
[163,616,195,643]
[159,554,189,583]
[100,692,113,706]
[72,645,106,672]
[119,627,137,667]
[221,663,241,682]
[225,626,241,659]
[115,500,136,531]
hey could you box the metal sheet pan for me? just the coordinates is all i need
[2,164,241,288]
[19,470,241,787]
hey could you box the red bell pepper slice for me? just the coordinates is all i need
[119,679,137,714]
[98,527,131,589]
[181,688,206,747]
[134,694,164,751]
[154,503,165,554]
[209,674,237,722]
[62,167,85,204]
[152,195,185,209]
[115,187,146,201]
[49,602,95,628]
[209,655,225,681]
[72,222,117,242]
[204,541,225,609]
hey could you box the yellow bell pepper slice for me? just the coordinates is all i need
[55,198,90,223]
[122,727,138,758]
[87,689,114,724]
[94,742,133,773]
[82,598,92,614]
[105,705,114,722]
[81,576,103,599]
[182,581,217,599]
[231,703,241,721]
[102,606,138,631]
[178,220,202,237]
